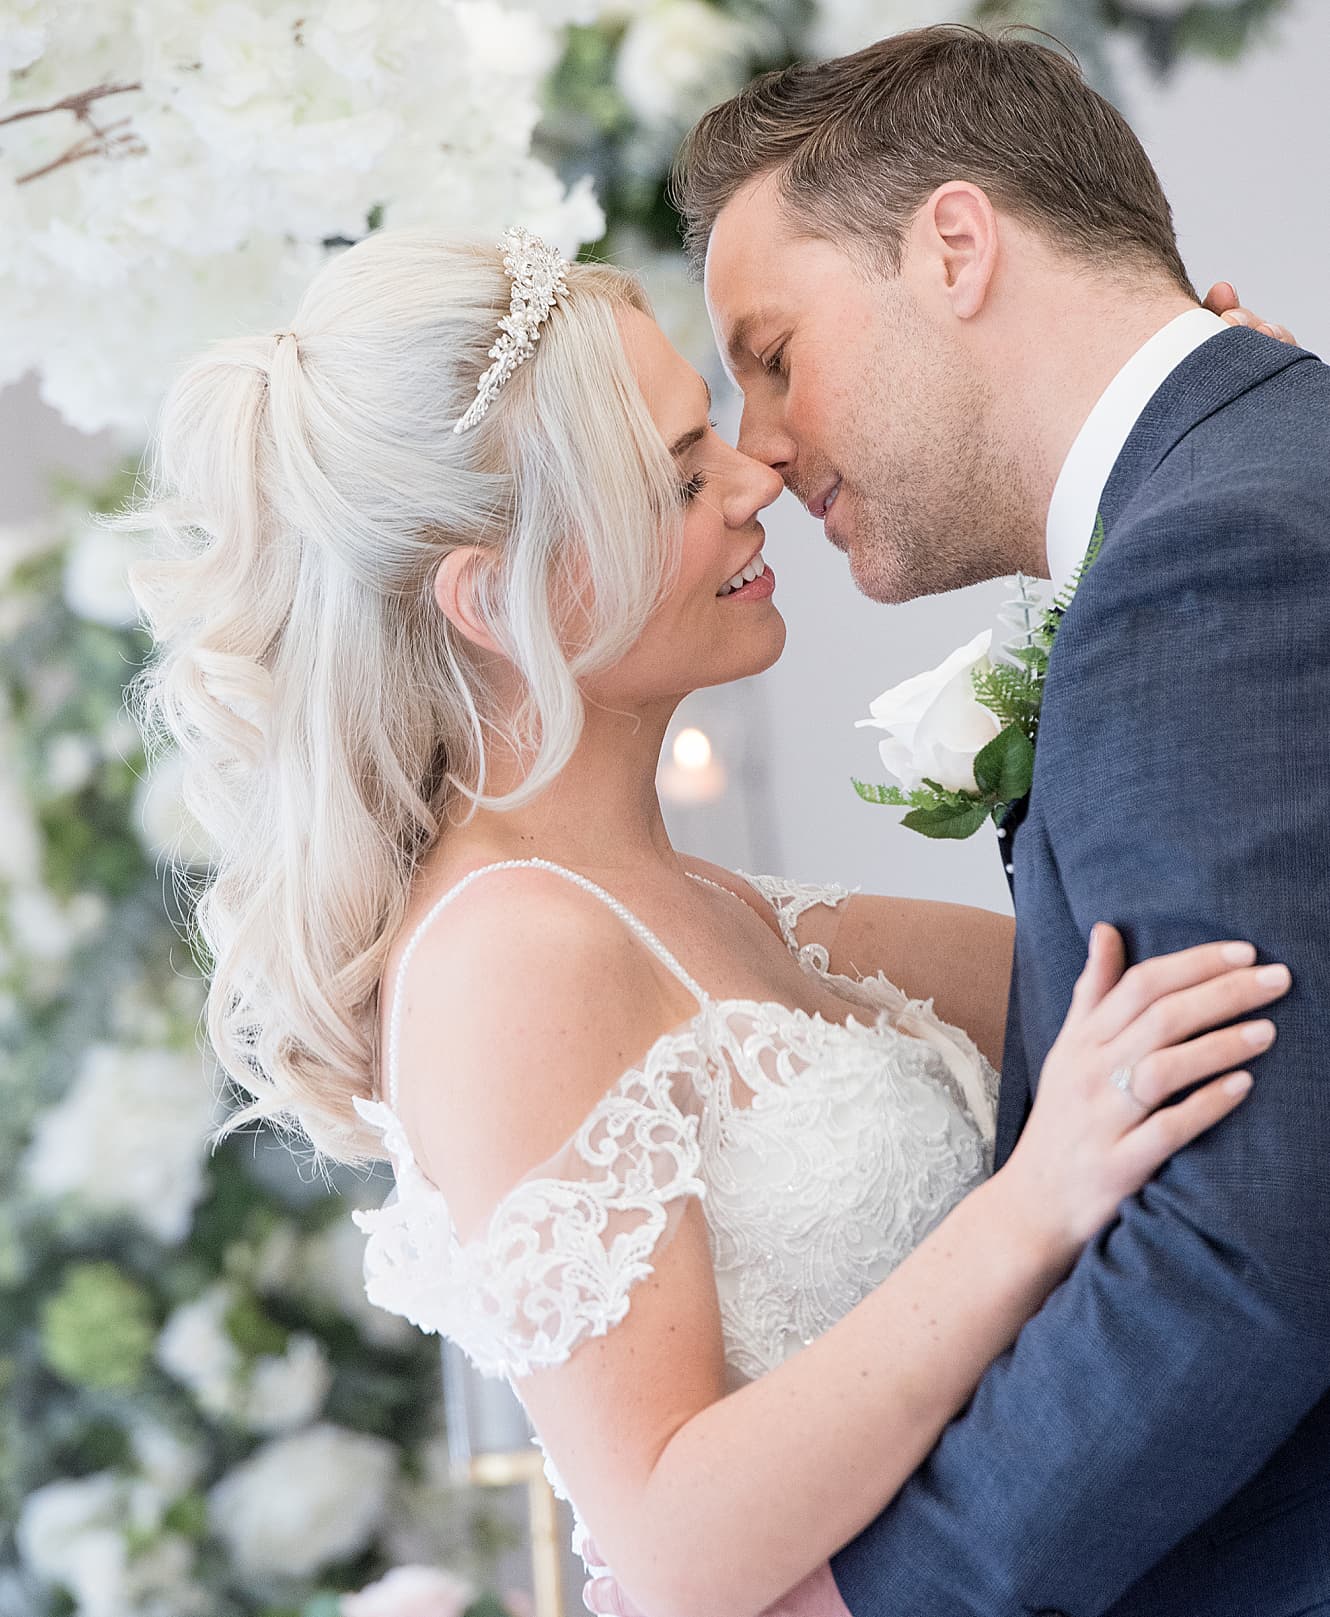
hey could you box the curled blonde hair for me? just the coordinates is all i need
[123,229,682,1168]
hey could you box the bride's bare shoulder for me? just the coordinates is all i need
[383,860,690,1228]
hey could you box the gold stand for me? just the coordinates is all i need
[464,1449,565,1617]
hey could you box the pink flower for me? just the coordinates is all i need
[342,1565,474,1617]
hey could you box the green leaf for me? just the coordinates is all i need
[972,724,1035,804]
[852,778,910,807]
[900,801,993,840]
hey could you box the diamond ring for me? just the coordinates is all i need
[1109,1064,1147,1109]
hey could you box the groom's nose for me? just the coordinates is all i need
[737,393,796,481]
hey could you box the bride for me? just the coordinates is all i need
[127,227,1291,1617]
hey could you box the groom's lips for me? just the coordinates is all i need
[808,480,841,520]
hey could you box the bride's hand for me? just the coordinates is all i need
[1203,280,1299,346]
[1002,924,1292,1251]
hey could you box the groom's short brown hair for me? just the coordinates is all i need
[671,26,1196,297]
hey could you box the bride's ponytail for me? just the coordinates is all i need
[121,230,679,1166]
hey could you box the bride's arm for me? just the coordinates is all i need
[830,894,1014,1068]
[681,856,1014,1069]
[409,879,1275,1617]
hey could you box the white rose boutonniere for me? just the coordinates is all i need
[853,519,1103,841]
[856,629,1004,796]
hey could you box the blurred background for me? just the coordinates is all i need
[1,2,1325,1615]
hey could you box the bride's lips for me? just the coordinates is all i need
[719,563,776,602]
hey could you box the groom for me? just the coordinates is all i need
[672,25,1330,1617]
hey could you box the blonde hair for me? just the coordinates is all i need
[123,229,681,1168]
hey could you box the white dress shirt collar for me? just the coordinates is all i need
[1044,307,1228,594]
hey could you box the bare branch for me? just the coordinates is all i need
[16,117,145,186]
[0,80,142,132]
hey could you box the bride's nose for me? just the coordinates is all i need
[722,452,784,528]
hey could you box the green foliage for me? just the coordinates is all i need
[39,1261,157,1390]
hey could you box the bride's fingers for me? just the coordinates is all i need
[1069,922,1125,1015]
[1202,279,1239,313]
[1115,1070,1254,1184]
[1087,939,1260,1043]
[1109,1018,1276,1110]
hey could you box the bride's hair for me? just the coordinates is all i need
[122,228,681,1169]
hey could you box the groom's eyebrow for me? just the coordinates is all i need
[669,377,713,457]
[725,312,776,370]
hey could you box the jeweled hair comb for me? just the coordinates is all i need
[452,226,572,435]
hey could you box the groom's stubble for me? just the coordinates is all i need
[829,282,1043,606]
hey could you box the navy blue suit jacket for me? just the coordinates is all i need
[831,328,1330,1617]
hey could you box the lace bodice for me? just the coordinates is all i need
[351,860,999,1577]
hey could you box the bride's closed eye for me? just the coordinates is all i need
[761,342,788,378]
[679,419,720,503]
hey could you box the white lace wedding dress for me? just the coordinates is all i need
[351,859,1000,1598]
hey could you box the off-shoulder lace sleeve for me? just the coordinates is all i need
[736,871,858,974]
[350,1047,708,1380]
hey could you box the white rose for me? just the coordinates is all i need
[22,1041,215,1244]
[342,1565,474,1617]
[856,629,1002,794]
[208,1423,398,1579]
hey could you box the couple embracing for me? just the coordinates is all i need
[131,24,1330,1617]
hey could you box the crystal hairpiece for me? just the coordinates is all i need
[452,227,572,435]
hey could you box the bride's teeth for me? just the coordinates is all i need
[741,561,759,583]
[753,557,766,576]
[727,572,746,591]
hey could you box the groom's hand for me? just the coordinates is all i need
[1203,280,1298,345]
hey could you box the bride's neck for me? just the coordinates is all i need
[441,695,683,876]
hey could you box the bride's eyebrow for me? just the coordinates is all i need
[668,376,714,457]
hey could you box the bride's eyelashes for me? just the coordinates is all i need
[679,419,722,504]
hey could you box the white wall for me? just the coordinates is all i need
[746,0,1330,914]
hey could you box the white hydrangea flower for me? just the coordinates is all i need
[21,1041,215,1244]
[615,0,770,131]
[208,1422,398,1579]
[61,523,143,627]
[244,1333,335,1434]
[8,885,107,963]
[129,1417,206,1499]
[44,732,100,795]
[132,748,216,868]
[3,1,605,434]
[157,1282,334,1431]
[16,1469,199,1617]
[156,1286,239,1418]
[808,0,955,59]
[302,1214,414,1348]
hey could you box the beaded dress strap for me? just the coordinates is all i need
[387,858,712,1111]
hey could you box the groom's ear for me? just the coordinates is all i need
[919,182,999,323]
